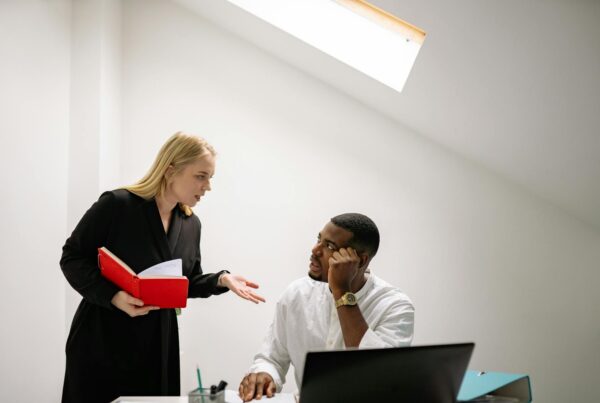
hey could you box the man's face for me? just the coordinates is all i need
[308,221,354,282]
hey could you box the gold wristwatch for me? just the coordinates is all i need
[335,292,357,308]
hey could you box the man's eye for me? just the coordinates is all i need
[327,244,336,251]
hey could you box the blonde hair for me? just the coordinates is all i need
[123,132,216,216]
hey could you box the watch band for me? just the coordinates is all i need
[335,292,357,308]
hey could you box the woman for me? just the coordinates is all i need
[60,132,264,403]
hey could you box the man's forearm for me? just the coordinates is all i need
[337,305,369,347]
[334,291,369,347]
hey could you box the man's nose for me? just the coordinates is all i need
[311,243,321,256]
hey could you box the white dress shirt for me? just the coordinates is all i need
[249,273,415,391]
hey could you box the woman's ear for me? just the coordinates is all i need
[164,165,174,180]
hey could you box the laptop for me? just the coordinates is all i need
[299,343,474,403]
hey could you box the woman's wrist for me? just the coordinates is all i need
[217,270,230,287]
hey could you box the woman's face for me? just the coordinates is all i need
[167,154,215,207]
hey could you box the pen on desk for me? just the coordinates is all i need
[196,365,206,403]
[196,365,204,391]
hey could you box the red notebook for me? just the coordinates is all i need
[98,247,188,308]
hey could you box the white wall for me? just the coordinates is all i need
[0,1,122,401]
[0,1,71,401]
[119,1,600,402]
[1,1,598,402]
[66,0,122,335]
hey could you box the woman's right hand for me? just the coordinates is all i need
[111,290,160,317]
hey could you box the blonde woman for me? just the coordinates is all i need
[60,132,264,403]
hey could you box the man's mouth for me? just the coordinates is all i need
[309,256,321,271]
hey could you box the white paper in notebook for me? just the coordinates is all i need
[138,259,182,277]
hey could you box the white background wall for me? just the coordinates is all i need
[121,2,600,402]
[0,1,71,401]
[1,1,598,402]
[66,0,123,336]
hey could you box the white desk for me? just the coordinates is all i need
[113,390,296,403]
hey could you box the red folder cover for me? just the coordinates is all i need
[98,247,188,308]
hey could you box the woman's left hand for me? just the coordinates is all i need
[219,273,266,304]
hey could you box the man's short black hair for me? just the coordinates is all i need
[330,213,380,259]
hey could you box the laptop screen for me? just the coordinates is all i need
[299,343,474,403]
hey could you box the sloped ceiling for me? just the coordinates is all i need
[175,0,600,230]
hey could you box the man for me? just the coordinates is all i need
[238,213,414,401]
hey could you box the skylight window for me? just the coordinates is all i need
[227,0,426,92]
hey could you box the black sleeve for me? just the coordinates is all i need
[60,191,120,309]
[187,217,229,298]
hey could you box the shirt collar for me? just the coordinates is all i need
[354,272,374,301]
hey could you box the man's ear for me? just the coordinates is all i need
[359,253,370,270]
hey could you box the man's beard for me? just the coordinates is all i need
[308,270,326,282]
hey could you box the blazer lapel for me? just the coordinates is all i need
[167,208,182,254]
[143,199,172,261]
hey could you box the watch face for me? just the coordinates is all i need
[336,292,358,308]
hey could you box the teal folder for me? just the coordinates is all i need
[457,370,532,402]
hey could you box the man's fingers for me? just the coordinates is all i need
[337,248,359,261]
[245,373,257,401]
[255,376,265,399]
[338,248,350,258]
[266,379,276,397]
[239,373,275,401]
[260,373,275,395]
[239,375,249,398]
[329,248,360,268]
[240,376,252,401]
[256,373,275,399]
